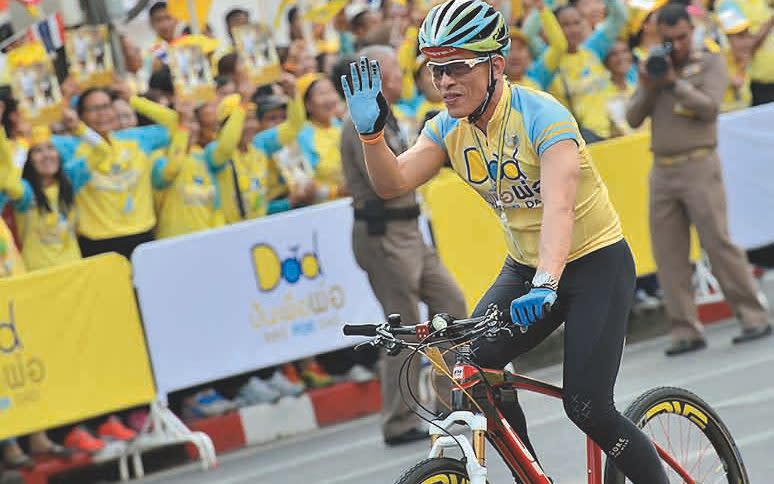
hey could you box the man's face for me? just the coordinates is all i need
[150,7,178,42]
[429,51,503,119]
[659,19,694,65]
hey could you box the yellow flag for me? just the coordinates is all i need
[167,0,213,30]
[303,0,349,24]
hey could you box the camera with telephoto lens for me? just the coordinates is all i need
[645,41,673,79]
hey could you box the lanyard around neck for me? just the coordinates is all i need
[471,83,513,206]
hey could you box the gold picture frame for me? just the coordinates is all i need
[65,25,114,89]
[168,43,215,103]
[10,60,63,127]
[233,23,282,87]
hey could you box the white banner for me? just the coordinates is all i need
[132,199,384,398]
[718,104,774,250]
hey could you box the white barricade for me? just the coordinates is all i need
[719,103,774,250]
[132,198,384,399]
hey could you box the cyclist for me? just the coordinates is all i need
[339,1,668,482]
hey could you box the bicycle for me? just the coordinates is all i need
[342,305,749,484]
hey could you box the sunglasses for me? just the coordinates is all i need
[427,56,490,80]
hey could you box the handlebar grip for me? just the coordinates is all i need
[342,324,379,337]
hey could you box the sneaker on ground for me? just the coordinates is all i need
[347,364,376,383]
[267,370,305,398]
[237,377,281,406]
[185,389,238,419]
[302,362,334,389]
[64,426,105,454]
[97,416,136,441]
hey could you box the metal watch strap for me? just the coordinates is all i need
[532,271,559,292]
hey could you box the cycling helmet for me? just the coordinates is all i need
[418,0,509,123]
[418,0,510,59]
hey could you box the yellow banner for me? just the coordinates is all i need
[0,254,155,439]
[424,133,700,309]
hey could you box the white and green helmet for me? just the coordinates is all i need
[419,0,510,59]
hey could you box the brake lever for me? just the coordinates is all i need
[354,340,376,352]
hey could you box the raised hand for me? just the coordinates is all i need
[340,56,389,136]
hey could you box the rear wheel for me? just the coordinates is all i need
[604,386,749,483]
[395,457,485,484]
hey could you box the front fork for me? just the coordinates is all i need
[427,411,488,484]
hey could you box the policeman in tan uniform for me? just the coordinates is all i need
[337,46,467,445]
[627,4,772,356]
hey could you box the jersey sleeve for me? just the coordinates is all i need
[522,91,581,157]
[115,124,171,154]
[420,111,456,151]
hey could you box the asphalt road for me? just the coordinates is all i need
[137,317,774,484]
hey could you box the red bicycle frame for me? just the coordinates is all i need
[450,363,696,484]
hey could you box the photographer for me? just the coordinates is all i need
[626,4,772,357]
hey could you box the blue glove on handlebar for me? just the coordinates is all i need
[510,287,557,329]
[340,56,390,136]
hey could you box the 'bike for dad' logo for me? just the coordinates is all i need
[0,301,47,412]
[251,232,322,292]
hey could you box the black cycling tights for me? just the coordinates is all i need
[471,240,669,484]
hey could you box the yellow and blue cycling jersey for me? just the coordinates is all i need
[59,124,169,240]
[422,82,623,267]
[11,181,81,270]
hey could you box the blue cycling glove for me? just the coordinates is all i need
[340,56,390,136]
[510,287,557,329]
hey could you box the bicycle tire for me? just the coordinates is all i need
[603,386,749,484]
[394,457,488,484]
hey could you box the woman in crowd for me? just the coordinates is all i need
[294,73,348,202]
[58,87,170,259]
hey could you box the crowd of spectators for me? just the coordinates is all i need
[1,0,772,477]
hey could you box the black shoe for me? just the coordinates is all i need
[665,338,707,356]
[732,324,772,344]
[384,428,429,447]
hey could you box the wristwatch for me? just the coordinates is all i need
[532,271,559,292]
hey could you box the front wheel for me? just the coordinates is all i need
[395,457,486,484]
[604,386,749,484]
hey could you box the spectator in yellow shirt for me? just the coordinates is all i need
[721,0,774,105]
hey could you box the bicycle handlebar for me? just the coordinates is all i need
[342,324,380,336]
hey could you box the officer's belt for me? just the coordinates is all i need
[654,147,713,166]
[354,205,421,221]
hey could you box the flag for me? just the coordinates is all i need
[26,12,64,53]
